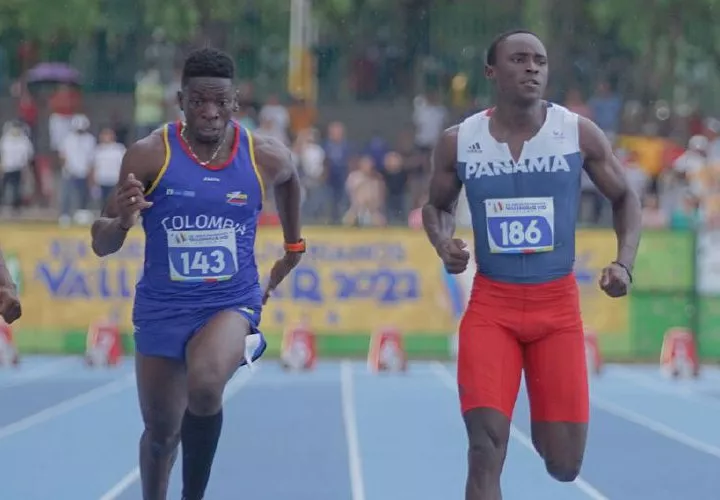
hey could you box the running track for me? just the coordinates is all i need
[0,357,718,499]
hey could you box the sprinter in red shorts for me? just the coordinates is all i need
[422,30,642,499]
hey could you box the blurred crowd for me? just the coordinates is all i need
[0,69,448,228]
[1,67,719,232]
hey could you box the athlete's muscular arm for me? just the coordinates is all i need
[91,133,163,257]
[252,134,302,244]
[422,126,470,274]
[252,134,303,302]
[580,117,641,296]
[423,126,461,247]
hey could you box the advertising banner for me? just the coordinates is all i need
[2,225,628,345]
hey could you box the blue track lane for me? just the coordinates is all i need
[0,358,719,499]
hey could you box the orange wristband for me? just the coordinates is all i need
[284,239,306,254]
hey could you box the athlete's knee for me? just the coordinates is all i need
[142,424,181,458]
[530,422,586,482]
[464,409,510,473]
[187,379,224,415]
[544,455,582,482]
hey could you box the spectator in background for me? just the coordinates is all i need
[700,173,720,229]
[670,191,701,230]
[257,116,285,144]
[235,81,259,130]
[288,97,317,138]
[143,28,176,85]
[673,135,709,198]
[641,193,668,228]
[396,129,425,209]
[92,127,125,205]
[619,149,650,196]
[382,151,407,224]
[564,88,592,119]
[164,68,184,123]
[408,193,428,229]
[366,131,389,173]
[343,155,385,226]
[293,128,327,222]
[704,118,720,163]
[134,67,165,139]
[108,110,130,146]
[324,121,351,223]
[48,83,82,155]
[12,79,37,139]
[0,121,33,212]
[588,80,622,139]
[259,93,290,144]
[413,90,447,154]
[59,115,96,225]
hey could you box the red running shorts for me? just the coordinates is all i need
[457,272,589,423]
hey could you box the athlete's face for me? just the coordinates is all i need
[486,33,548,105]
[179,77,237,144]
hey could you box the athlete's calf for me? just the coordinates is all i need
[136,354,187,500]
[463,408,512,500]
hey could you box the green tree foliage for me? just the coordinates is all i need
[0,0,100,41]
[2,0,720,103]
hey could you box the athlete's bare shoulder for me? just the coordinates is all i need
[250,132,296,185]
[576,116,611,159]
[433,125,460,171]
[122,127,168,189]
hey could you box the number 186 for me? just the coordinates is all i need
[499,219,542,246]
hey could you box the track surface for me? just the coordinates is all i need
[0,357,718,499]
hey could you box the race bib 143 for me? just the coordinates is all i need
[485,197,555,254]
[167,228,239,281]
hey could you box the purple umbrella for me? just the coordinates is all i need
[26,62,81,85]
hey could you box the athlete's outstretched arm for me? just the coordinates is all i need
[91,135,162,257]
[580,117,642,271]
[252,134,303,301]
[422,126,463,248]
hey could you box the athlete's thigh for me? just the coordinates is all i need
[135,352,187,434]
[458,308,523,419]
[185,308,252,387]
[524,322,588,461]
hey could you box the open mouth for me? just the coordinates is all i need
[522,79,541,88]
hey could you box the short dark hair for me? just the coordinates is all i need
[485,29,538,66]
[182,47,235,86]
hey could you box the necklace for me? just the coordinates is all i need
[181,122,228,167]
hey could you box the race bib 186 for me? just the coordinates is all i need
[485,197,554,254]
[167,227,239,281]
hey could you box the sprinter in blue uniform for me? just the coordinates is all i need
[91,48,303,500]
[423,31,641,499]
